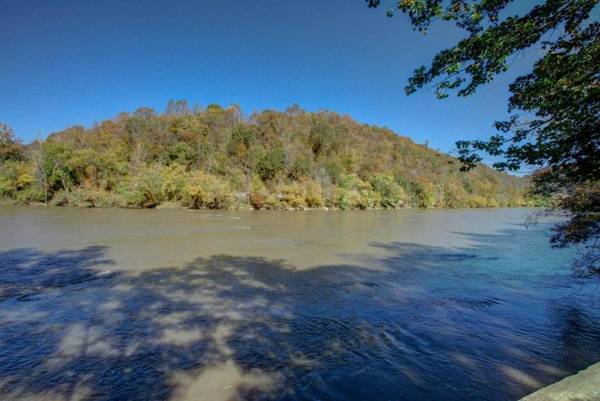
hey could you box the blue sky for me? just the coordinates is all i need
[2,0,541,155]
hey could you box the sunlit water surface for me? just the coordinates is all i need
[0,206,598,401]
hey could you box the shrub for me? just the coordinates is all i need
[358,188,380,209]
[335,174,379,209]
[468,195,491,208]
[15,187,47,204]
[257,148,285,182]
[441,181,470,208]
[161,163,188,201]
[0,160,34,199]
[52,188,122,207]
[250,192,278,210]
[183,172,232,209]
[303,179,324,208]
[340,174,375,191]
[412,181,436,208]
[288,156,312,180]
[278,183,306,208]
[333,187,362,210]
[370,174,406,208]
[249,191,268,209]
[248,177,268,209]
[160,142,195,166]
[118,165,165,208]
[49,190,69,206]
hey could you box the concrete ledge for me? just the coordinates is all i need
[520,362,600,401]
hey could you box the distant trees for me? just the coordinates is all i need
[0,159,32,199]
[0,123,23,163]
[228,125,261,203]
[0,103,529,210]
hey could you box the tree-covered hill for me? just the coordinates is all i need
[0,103,531,210]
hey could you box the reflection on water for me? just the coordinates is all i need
[0,207,598,401]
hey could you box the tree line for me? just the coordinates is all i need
[0,103,530,210]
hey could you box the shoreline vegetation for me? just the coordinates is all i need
[1,103,537,211]
[0,200,536,212]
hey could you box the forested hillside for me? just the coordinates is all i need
[0,102,530,210]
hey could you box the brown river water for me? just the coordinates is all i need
[0,206,598,400]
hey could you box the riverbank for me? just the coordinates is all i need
[0,197,534,212]
[520,362,600,401]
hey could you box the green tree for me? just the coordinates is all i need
[0,123,23,163]
[368,0,599,274]
[0,160,33,199]
[39,141,78,201]
[370,173,407,208]
[257,148,285,182]
[228,125,263,202]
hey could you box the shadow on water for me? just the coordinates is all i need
[0,230,599,401]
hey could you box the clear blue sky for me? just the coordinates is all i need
[1,0,538,154]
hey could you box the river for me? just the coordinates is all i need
[0,206,598,401]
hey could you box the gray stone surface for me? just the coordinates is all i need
[520,363,600,401]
